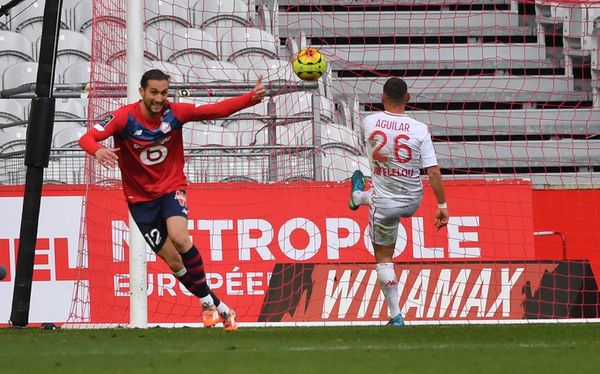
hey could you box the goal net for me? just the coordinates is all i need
[49,0,600,327]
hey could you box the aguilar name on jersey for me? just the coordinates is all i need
[362,111,438,207]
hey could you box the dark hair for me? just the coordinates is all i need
[140,69,170,88]
[383,77,408,104]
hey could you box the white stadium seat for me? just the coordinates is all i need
[2,61,38,90]
[11,0,69,42]
[0,99,26,122]
[160,27,218,63]
[187,60,244,83]
[0,31,34,67]
[219,27,278,61]
[192,0,251,31]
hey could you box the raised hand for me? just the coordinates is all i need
[251,75,266,103]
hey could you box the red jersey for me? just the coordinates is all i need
[79,93,254,203]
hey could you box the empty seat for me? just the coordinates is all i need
[0,126,27,154]
[336,76,591,104]
[62,61,91,83]
[0,31,34,68]
[52,126,85,147]
[143,60,185,82]
[0,99,26,122]
[235,57,298,84]
[144,0,192,41]
[219,27,278,62]
[320,43,549,71]
[274,92,335,122]
[105,28,159,65]
[63,61,124,86]
[2,61,38,90]
[160,27,218,64]
[277,121,361,148]
[187,60,244,83]
[321,146,369,181]
[54,99,86,119]
[74,0,126,38]
[192,0,251,31]
[36,31,91,77]
[11,0,69,42]
[183,123,236,148]
[434,139,600,169]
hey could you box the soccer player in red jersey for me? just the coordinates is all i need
[79,69,266,330]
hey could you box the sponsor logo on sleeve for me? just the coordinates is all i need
[98,114,115,128]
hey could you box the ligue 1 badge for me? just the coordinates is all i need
[160,121,171,134]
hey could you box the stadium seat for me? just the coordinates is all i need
[160,27,218,64]
[104,27,159,65]
[219,27,278,62]
[321,145,370,181]
[185,155,261,183]
[74,0,126,39]
[235,57,298,85]
[36,31,91,78]
[144,0,193,42]
[0,99,26,122]
[2,61,38,90]
[187,60,244,83]
[277,121,361,149]
[182,123,237,148]
[143,60,185,82]
[52,126,86,147]
[62,61,90,84]
[0,125,27,154]
[11,0,70,42]
[0,31,34,68]
[337,76,591,104]
[407,108,600,137]
[192,0,251,32]
[274,92,335,123]
[54,99,86,119]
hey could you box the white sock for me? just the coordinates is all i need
[200,295,215,306]
[376,262,401,319]
[352,190,371,206]
[216,302,229,315]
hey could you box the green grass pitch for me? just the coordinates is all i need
[1,324,599,373]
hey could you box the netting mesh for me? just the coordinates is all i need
[0,0,598,326]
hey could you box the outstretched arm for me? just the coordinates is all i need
[426,165,449,229]
[177,76,266,122]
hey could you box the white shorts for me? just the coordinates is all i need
[369,200,421,246]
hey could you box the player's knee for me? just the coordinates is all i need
[169,233,192,252]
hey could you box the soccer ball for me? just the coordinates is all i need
[292,47,327,81]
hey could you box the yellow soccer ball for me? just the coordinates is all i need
[292,47,327,81]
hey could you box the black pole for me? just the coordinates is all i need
[10,0,62,327]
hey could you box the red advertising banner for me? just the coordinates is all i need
[5,181,599,325]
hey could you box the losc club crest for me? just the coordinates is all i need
[159,121,171,134]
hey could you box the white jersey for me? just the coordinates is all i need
[362,111,438,207]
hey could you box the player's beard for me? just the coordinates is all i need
[144,99,164,116]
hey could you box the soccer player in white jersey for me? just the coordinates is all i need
[349,77,449,326]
